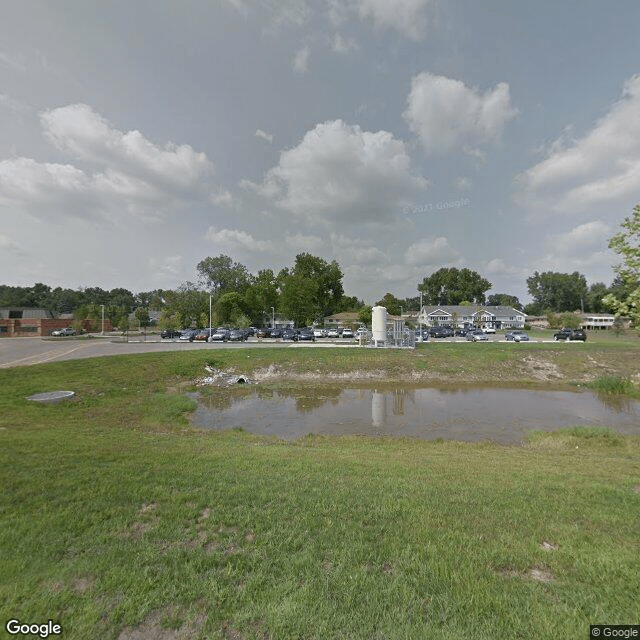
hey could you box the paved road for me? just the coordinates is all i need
[0,335,371,368]
[0,336,297,368]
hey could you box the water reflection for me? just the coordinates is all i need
[190,386,640,444]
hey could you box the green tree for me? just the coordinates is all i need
[108,288,135,311]
[487,293,522,310]
[585,282,610,313]
[243,269,279,326]
[278,273,318,327]
[358,306,372,326]
[215,292,247,325]
[526,271,587,312]
[290,253,344,317]
[74,304,100,332]
[375,293,402,316]
[603,204,640,326]
[196,255,251,299]
[401,296,421,312]
[80,287,110,307]
[162,283,209,328]
[135,307,150,327]
[418,268,492,305]
[336,295,364,313]
[49,287,81,315]
[546,311,580,329]
[135,290,166,310]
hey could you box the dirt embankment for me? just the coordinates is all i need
[236,354,594,386]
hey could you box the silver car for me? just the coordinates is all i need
[505,330,529,342]
[466,329,488,342]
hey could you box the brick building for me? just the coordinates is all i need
[0,308,112,337]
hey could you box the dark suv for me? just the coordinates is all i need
[429,325,454,338]
[553,328,587,342]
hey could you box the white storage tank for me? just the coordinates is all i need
[372,305,387,346]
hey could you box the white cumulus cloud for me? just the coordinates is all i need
[205,226,274,253]
[352,0,434,40]
[255,129,274,143]
[40,104,213,192]
[254,119,429,224]
[0,104,218,222]
[517,74,640,212]
[548,220,611,253]
[405,236,460,266]
[404,73,518,155]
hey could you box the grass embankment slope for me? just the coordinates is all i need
[1,338,639,639]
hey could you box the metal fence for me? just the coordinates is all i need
[363,320,416,348]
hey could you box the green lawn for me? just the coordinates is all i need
[1,348,639,639]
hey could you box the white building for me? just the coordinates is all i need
[581,313,616,330]
[418,305,526,329]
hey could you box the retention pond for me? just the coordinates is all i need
[191,385,640,444]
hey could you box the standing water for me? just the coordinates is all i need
[190,385,640,443]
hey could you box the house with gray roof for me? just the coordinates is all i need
[418,305,525,330]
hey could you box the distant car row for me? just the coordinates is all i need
[424,326,587,342]
[424,326,532,342]
[160,326,357,342]
[426,325,497,338]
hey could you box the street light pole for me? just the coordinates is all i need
[100,304,105,335]
[271,306,275,329]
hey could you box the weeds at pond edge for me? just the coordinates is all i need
[586,375,639,397]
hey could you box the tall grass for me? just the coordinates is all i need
[586,375,637,396]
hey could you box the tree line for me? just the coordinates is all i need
[0,261,623,330]
[0,253,362,330]
[4,202,640,330]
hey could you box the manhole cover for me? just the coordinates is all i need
[27,391,75,404]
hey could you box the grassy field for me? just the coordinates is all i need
[1,341,639,638]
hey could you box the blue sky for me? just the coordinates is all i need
[1,0,639,305]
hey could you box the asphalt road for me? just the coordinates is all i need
[0,335,297,368]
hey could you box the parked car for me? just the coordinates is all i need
[313,328,326,338]
[297,327,315,341]
[270,328,282,339]
[281,328,298,341]
[429,326,454,338]
[209,328,230,341]
[51,327,76,336]
[194,329,214,341]
[554,328,587,342]
[466,329,489,342]
[505,330,530,342]
[228,329,247,341]
[179,329,198,341]
[482,325,496,334]
[160,329,182,339]
[256,327,271,338]
[341,328,354,339]
[326,328,340,338]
